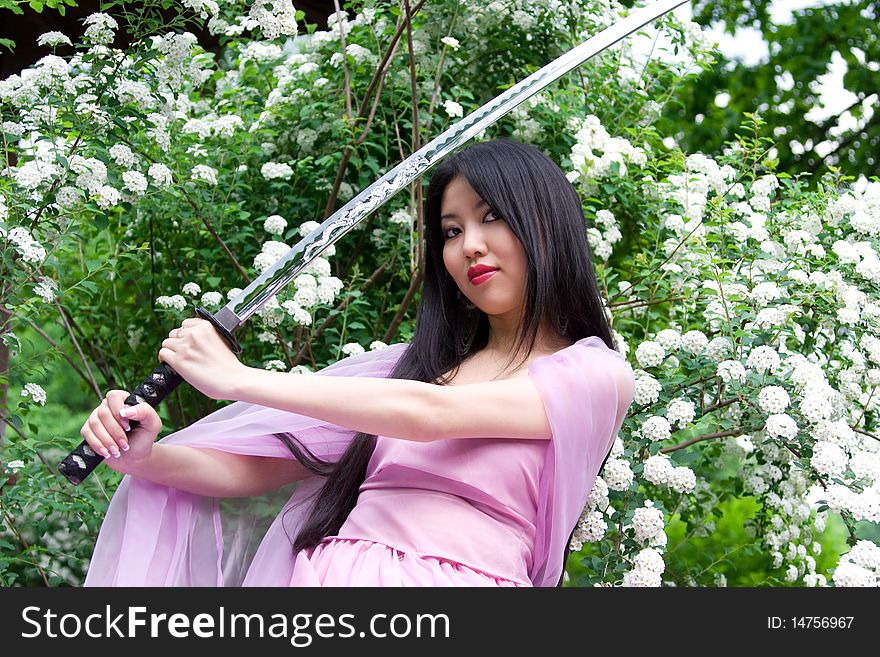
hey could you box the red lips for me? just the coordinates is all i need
[467,264,499,280]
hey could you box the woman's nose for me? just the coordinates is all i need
[461,229,487,258]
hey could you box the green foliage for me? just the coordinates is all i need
[661,0,879,185]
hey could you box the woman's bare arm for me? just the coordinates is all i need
[125,443,312,498]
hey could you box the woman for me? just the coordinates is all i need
[80,139,635,587]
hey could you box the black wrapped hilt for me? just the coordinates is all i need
[58,307,241,486]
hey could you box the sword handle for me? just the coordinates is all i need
[57,307,242,486]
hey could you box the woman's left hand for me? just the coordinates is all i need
[158,317,248,400]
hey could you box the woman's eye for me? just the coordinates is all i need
[442,211,502,240]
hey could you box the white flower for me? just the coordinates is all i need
[156,294,187,311]
[182,282,201,296]
[655,329,682,351]
[369,341,388,351]
[443,100,464,118]
[294,287,318,308]
[576,510,608,543]
[37,31,72,47]
[109,144,138,167]
[717,360,746,384]
[83,13,118,45]
[641,416,672,442]
[632,501,665,543]
[191,164,218,185]
[764,413,798,440]
[389,209,414,226]
[440,36,461,50]
[643,454,675,486]
[21,383,47,405]
[290,306,312,326]
[681,330,708,354]
[633,547,666,575]
[5,227,46,264]
[263,214,287,235]
[294,273,317,289]
[832,560,878,587]
[94,184,121,209]
[602,458,634,491]
[148,162,174,186]
[799,394,833,424]
[200,291,223,306]
[622,568,662,587]
[226,287,242,300]
[315,282,336,304]
[669,466,697,494]
[2,121,23,137]
[122,170,148,196]
[636,340,665,368]
[706,336,732,362]
[299,220,320,237]
[264,359,287,371]
[810,441,848,478]
[633,372,662,405]
[341,342,365,356]
[261,162,294,180]
[746,345,781,375]
[34,276,57,303]
[735,435,755,454]
[758,386,791,414]
[665,399,696,428]
[4,459,25,473]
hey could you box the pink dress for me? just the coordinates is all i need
[288,435,546,586]
[84,336,633,587]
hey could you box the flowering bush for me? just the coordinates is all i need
[1,0,876,586]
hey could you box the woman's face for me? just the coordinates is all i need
[440,176,528,322]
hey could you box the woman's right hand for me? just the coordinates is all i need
[80,390,163,474]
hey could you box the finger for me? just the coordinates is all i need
[80,423,110,459]
[96,402,128,448]
[119,401,162,435]
[105,392,133,431]
[87,411,121,458]
[97,403,130,452]
[158,346,175,364]
[181,318,200,328]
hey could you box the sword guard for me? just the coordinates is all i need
[195,306,243,355]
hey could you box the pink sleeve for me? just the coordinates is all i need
[526,336,634,587]
[84,343,410,587]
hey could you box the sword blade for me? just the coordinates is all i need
[216,0,688,332]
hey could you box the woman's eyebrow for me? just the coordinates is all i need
[440,199,488,221]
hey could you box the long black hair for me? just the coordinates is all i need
[275,139,616,583]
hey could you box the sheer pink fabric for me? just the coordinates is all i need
[83,336,633,587]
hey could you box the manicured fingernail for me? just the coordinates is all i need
[119,408,131,418]
[121,421,131,432]
[120,441,129,452]
[110,447,120,458]
[99,448,110,458]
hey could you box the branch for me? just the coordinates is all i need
[333,0,354,120]
[1,508,50,586]
[322,0,428,218]
[659,428,742,453]
[382,266,424,344]
[54,301,102,398]
[852,426,880,442]
[23,318,102,401]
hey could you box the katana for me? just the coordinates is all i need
[59,0,688,485]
